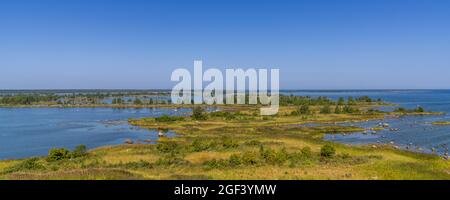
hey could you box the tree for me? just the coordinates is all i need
[320,144,336,158]
[47,148,71,161]
[343,105,355,113]
[337,97,345,105]
[133,98,143,105]
[347,96,355,105]
[71,145,88,158]
[320,105,331,114]
[298,105,310,115]
[334,105,342,114]
[415,106,425,112]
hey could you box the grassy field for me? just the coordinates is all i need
[432,121,450,126]
[0,105,449,180]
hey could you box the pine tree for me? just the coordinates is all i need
[335,105,342,114]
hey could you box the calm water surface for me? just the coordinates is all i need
[0,107,191,160]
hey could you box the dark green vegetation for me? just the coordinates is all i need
[394,106,425,113]
[0,90,172,106]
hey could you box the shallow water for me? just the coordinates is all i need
[283,90,450,156]
[0,107,191,160]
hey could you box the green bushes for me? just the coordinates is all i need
[228,154,242,166]
[155,115,185,122]
[342,105,357,113]
[300,147,313,158]
[394,106,426,113]
[190,139,218,152]
[47,145,89,161]
[155,153,188,166]
[280,95,334,106]
[0,94,59,105]
[108,160,153,169]
[72,145,88,158]
[291,105,311,115]
[320,144,336,158]
[209,111,237,120]
[3,158,45,173]
[415,106,425,112]
[47,148,71,161]
[192,107,207,120]
[189,137,239,152]
[259,146,288,165]
[205,146,292,169]
[156,141,180,154]
[221,137,239,149]
[334,105,342,114]
[320,105,332,114]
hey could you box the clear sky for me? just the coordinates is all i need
[1,0,449,89]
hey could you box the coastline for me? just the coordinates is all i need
[1,103,448,180]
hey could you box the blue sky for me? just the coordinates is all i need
[1,0,449,89]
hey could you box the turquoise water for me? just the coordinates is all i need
[283,90,450,156]
[0,107,191,160]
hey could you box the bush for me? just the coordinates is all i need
[156,141,180,154]
[190,139,217,152]
[300,146,313,158]
[334,105,342,114]
[394,107,425,113]
[415,106,425,112]
[192,107,207,120]
[155,153,188,166]
[298,105,310,115]
[260,147,289,165]
[204,159,227,169]
[320,105,332,114]
[4,158,45,173]
[228,154,242,166]
[394,107,407,112]
[47,148,71,161]
[320,144,336,158]
[221,137,239,149]
[155,114,184,122]
[71,145,88,158]
[241,151,261,165]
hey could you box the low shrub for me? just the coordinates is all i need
[241,151,261,165]
[204,159,227,169]
[228,154,242,167]
[190,139,217,152]
[155,115,185,122]
[47,148,71,161]
[3,158,45,173]
[320,144,336,158]
[108,160,153,169]
[156,141,180,154]
[221,136,239,149]
[71,145,88,158]
[155,153,188,166]
[300,146,313,158]
[192,107,207,120]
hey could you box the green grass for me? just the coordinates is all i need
[432,121,450,126]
